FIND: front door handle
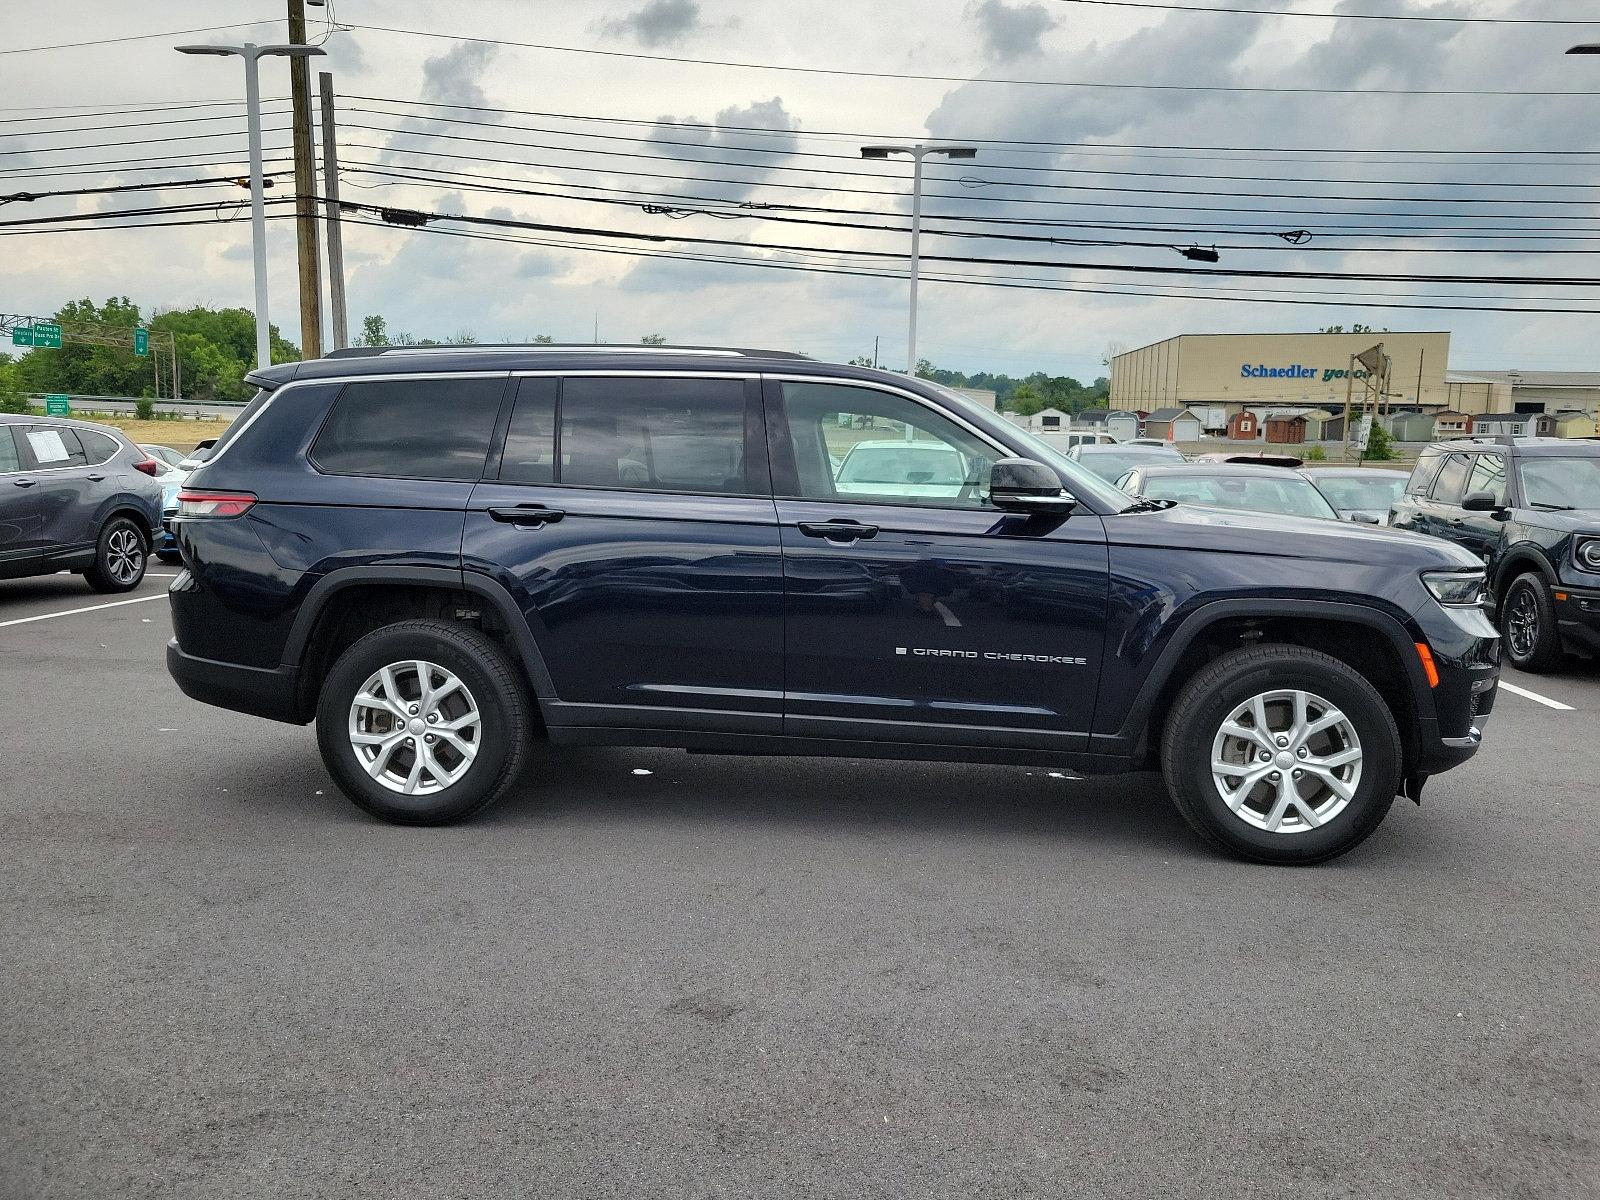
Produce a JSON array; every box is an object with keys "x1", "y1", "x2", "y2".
[
  {"x1": 798, "y1": 519, "x2": 879, "y2": 543},
  {"x1": 488, "y1": 504, "x2": 565, "y2": 527},
  {"x1": 12, "y1": 478, "x2": 36, "y2": 488},
  {"x1": 86, "y1": 473, "x2": 106, "y2": 482}
]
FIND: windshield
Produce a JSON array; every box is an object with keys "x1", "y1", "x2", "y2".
[
  {"x1": 924, "y1": 384, "x2": 1138, "y2": 512},
  {"x1": 1518, "y1": 457, "x2": 1600, "y2": 510},
  {"x1": 1141, "y1": 473, "x2": 1340, "y2": 519},
  {"x1": 838, "y1": 445, "x2": 965, "y2": 486},
  {"x1": 1309, "y1": 474, "x2": 1407, "y2": 512},
  {"x1": 1075, "y1": 448, "x2": 1184, "y2": 483}
]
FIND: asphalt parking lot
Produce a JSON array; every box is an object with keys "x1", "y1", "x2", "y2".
[{"x1": 2, "y1": 571, "x2": 1597, "y2": 1199}]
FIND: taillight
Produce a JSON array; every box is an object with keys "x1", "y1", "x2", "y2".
[
  {"x1": 176, "y1": 490, "x2": 256, "y2": 518},
  {"x1": 133, "y1": 459, "x2": 160, "y2": 476}
]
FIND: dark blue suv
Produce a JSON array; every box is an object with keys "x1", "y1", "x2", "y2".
[{"x1": 166, "y1": 347, "x2": 1499, "y2": 864}]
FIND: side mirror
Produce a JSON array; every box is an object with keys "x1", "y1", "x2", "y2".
[
  {"x1": 989, "y1": 458, "x2": 1076, "y2": 514},
  {"x1": 1461, "y1": 491, "x2": 1503, "y2": 513}
]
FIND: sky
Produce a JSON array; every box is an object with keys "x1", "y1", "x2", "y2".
[{"x1": 4, "y1": 0, "x2": 1600, "y2": 383}]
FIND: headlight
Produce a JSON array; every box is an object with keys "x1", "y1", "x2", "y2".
[
  {"x1": 1576, "y1": 537, "x2": 1600, "y2": 573},
  {"x1": 1422, "y1": 568, "x2": 1487, "y2": 607}
]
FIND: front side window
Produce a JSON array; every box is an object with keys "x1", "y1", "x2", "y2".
[
  {"x1": 311, "y1": 378, "x2": 504, "y2": 481},
  {"x1": 1429, "y1": 452, "x2": 1473, "y2": 504},
  {"x1": 1465, "y1": 454, "x2": 1508, "y2": 505},
  {"x1": 780, "y1": 381, "x2": 998, "y2": 509},
  {"x1": 559, "y1": 377, "x2": 752, "y2": 493}
]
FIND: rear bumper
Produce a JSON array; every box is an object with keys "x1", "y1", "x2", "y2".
[{"x1": 166, "y1": 638, "x2": 304, "y2": 724}]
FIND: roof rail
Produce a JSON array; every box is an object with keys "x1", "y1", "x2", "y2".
[{"x1": 322, "y1": 343, "x2": 811, "y2": 360}]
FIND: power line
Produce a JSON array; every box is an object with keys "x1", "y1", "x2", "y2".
[
  {"x1": 0, "y1": 125, "x2": 293, "y2": 158},
  {"x1": 336, "y1": 107, "x2": 1600, "y2": 191},
  {"x1": 0, "y1": 20, "x2": 284, "y2": 56},
  {"x1": 1051, "y1": 0, "x2": 1600, "y2": 24},
  {"x1": 0, "y1": 148, "x2": 296, "y2": 179},
  {"x1": 0, "y1": 173, "x2": 291, "y2": 206},
  {"x1": 339, "y1": 22, "x2": 1600, "y2": 97},
  {"x1": 0, "y1": 108, "x2": 290, "y2": 141},
  {"x1": 345, "y1": 93, "x2": 1600, "y2": 159},
  {"x1": 0, "y1": 99, "x2": 287, "y2": 123}
]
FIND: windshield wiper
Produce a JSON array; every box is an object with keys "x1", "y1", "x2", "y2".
[
  {"x1": 1528, "y1": 501, "x2": 1576, "y2": 511},
  {"x1": 1121, "y1": 497, "x2": 1176, "y2": 513}
]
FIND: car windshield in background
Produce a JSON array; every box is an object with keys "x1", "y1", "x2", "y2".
[
  {"x1": 838, "y1": 445, "x2": 966, "y2": 487},
  {"x1": 1519, "y1": 457, "x2": 1600, "y2": 510},
  {"x1": 1312, "y1": 475, "x2": 1407, "y2": 512},
  {"x1": 1142, "y1": 473, "x2": 1340, "y2": 519},
  {"x1": 1075, "y1": 448, "x2": 1182, "y2": 483}
]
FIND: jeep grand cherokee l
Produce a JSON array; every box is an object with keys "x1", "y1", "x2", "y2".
[{"x1": 166, "y1": 347, "x2": 1499, "y2": 865}]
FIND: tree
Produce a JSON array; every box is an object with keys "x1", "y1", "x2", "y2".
[
  {"x1": 914, "y1": 358, "x2": 936, "y2": 379},
  {"x1": 1009, "y1": 383, "x2": 1047, "y2": 416},
  {"x1": 1364, "y1": 420, "x2": 1398, "y2": 462},
  {"x1": 445, "y1": 330, "x2": 478, "y2": 345},
  {"x1": 358, "y1": 315, "x2": 390, "y2": 347},
  {"x1": 531, "y1": 334, "x2": 554, "y2": 344},
  {"x1": 849, "y1": 354, "x2": 875, "y2": 368},
  {"x1": 640, "y1": 333, "x2": 667, "y2": 345}
]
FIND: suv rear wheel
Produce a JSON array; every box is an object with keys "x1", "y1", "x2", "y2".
[
  {"x1": 315, "y1": 620, "x2": 534, "y2": 825},
  {"x1": 84, "y1": 516, "x2": 147, "y2": 593},
  {"x1": 1160, "y1": 645, "x2": 1401, "y2": 865},
  {"x1": 1498, "y1": 574, "x2": 1563, "y2": 673}
]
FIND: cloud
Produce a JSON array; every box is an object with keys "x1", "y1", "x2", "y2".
[
  {"x1": 598, "y1": 0, "x2": 704, "y2": 47},
  {"x1": 969, "y1": 0, "x2": 1056, "y2": 63},
  {"x1": 636, "y1": 96, "x2": 800, "y2": 205},
  {"x1": 420, "y1": 40, "x2": 498, "y2": 107}
]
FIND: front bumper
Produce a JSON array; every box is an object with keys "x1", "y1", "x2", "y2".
[
  {"x1": 1410, "y1": 597, "x2": 1500, "y2": 776},
  {"x1": 1553, "y1": 584, "x2": 1600, "y2": 656}
]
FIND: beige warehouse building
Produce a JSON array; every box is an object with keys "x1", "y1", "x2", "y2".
[{"x1": 1110, "y1": 331, "x2": 1454, "y2": 416}]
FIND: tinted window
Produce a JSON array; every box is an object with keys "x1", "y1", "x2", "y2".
[
  {"x1": 1465, "y1": 454, "x2": 1508, "y2": 505},
  {"x1": 312, "y1": 379, "x2": 503, "y2": 480},
  {"x1": 77, "y1": 429, "x2": 122, "y2": 466},
  {"x1": 498, "y1": 378, "x2": 557, "y2": 485},
  {"x1": 25, "y1": 426, "x2": 87, "y2": 468},
  {"x1": 1429, "y1": 452, "x2": 1472, "y2": 504},
  {"x1": 781, "y1": 381, "x2": 998, "y2": 509},
  {"x1": 1406, "y1": 451, "x2": 1444, "y2": 497},
  {"x1": 0, "y1": 428, "x2": 19, "y2": 473},
  {"x1": 1311, "y1": 474, "x2": 1406, "y2": 512},
  {"x1": 560, "y1": 377, "x2": 751, "y2": 493}
]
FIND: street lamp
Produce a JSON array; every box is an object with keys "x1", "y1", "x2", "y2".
[
  {"x1": 860, "y1": 144, "x2": 977, "y2": 375},
  {"x1": 177, "y1": 42, "x2": 325, "y2": 369}
]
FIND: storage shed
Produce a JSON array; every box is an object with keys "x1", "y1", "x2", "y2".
[
  {"x1": 1434, "y1": 411, "x2": 1472, "y2": 438},
  {"x1": 1105, "y1": 411, "x2": 1141, "y2": 442},
  {"x1": 1387, "y1": 410, "x2": 1439, "y2": 442},
  {"x1": 1264, "y1": 413, "x2": 1307, "y2": 444},
  {"x1": 1227, "y1": 411, "x2": 1259, "y2": 440},
  {"x1": 1145, "y1": 407, "x2": 1201, "y2": 442}
]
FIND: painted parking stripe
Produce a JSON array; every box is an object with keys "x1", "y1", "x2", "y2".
[
  {"x1": 0, "y1": 592, "x2": 167, "y2": 629},
  {"x1": 1498, "y1": 680, "x2": 1576, "y2": 712}
]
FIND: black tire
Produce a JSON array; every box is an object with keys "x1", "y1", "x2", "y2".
[
  {"x1": 315, "y1": 620, "x2": 534, "y2": 826},
  {"x1": 83, "y1": 516, "x2": 148, "y2": 593},
  {"x1": 1498, "y1": 574, "x2": 1564, "y2": 674},
  {"x1": 1159, "y1": 645, "x2": 1402, "y2": 865}
]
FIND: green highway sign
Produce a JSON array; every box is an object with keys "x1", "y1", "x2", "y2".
[
  {"x1": 31, "y1": 322, "x2": 62, "y2": 349},
  {"x1": 134, "y1": 327, "x2": 149, "y2": 357},
  {"x1": 11, "y1": 326, "x2": 34, "y2": 347},
  {"x1": 44, "y1": 395, "x2": 70, "y2": 416}
]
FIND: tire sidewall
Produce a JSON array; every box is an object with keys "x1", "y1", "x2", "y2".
[
  {"x1": 1498, "y1": 576, "x2": 1555, "y2": 670},
  {"x1": 316, "y1": 627, "x2": 519, "y2": 824},
  {"x1": 1174, "y1": 658, "x2": 1401, "y2": 864},
  {"x1": 89, "y1": 517, "x2": 147, "y2": 592}
]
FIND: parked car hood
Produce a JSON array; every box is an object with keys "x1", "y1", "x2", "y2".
[
  {"x1": 1511, "y1": 506, "x2": 1600, "y2": 531},
  {"x1": 1107, "y1": 500, "x2": 1480, "y2": 568}
]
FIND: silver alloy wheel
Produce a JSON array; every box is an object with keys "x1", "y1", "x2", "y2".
[
  {"x1": 348, "y1": 660, "x2": 481, "y2": 795},
  {"x1": 106, "y1": 527, "x2": 143, "y2": 584},
  {"x1": 1210, "y1": 688, "x2": 1362, "y2": 835}
]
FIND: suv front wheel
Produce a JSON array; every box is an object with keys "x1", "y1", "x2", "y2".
[
  {"x1": 1160, "y1": 645, "x2": 1401, "y2": 865},
  {"x1": 315, "y1": 620, "x2": 534, "y2": 825},
  {"x1": 1498, "y1": 574, "x2": 1563, "y2": 673}
]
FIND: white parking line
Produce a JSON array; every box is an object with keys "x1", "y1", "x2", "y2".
[
  {"x1": 0, "y1": 593, "x2": 167, "y2": 629},
  {"x1": 1498, "y1": 680, "x2": 1576, "y2": 712}
]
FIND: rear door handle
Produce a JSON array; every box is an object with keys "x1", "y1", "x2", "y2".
[
  {"x1": 488, "y1": 504, "x2": 565, "y2": 527},
  {"x1": 798, "y1": 520, "x2": 879, "y2": 543},
  {"x1": 12, "y1": 478, "x2": 36, "y2": 488},
  {"x1": 86, "y1": 473, "x2": 106, "y2": 482}
]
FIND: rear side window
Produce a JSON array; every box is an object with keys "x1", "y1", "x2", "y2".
[
  {"x1": 77, "y1": 429, "x2": 122, "y2": 466},
  {"x1": 25, "y1": 426, "x2": 88, "y2": 468},
  {"x1": 559, "y1": 377, "x2": 751, "y2": 493},
  {"x1": 1429, "y1": 452, "x2": 1473, "y2": 504},
  {"x1": 311, "y1": 379, "x2": 504, "y2": 481},
  {"x1": 1406, "y1": 451, "x2": 1443, "y2": 496}
]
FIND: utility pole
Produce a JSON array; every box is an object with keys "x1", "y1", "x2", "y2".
[
  {"x1": 287, "y1": 0, "x2": 323, "y2": 359},
  {"x1": 873, "y1": 335, "x2": 879, "y2": 369},
  {"x1": 318, "y1": 71, "x2": 349, "y2": 350}
]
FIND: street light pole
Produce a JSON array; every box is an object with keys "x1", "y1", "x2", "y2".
[
  {"x1": 176, "y1": 41, "x2": 325, "y2": 370},
  {"x1": 860, "y1": 143, "x2": 977, "y2": 376}
]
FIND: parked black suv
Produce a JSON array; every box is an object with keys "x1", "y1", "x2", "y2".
[
  {"x1": 1391, "y1": 436, "x2": 1600, "y2": 672},
  {"x1": 1, "y1": 414, "x2": 163, "y2": 592},
  {"x1": 166, "y1": 347, "x2": 1499, "y2": 864}
]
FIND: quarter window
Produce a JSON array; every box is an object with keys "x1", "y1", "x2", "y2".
[
  {"x1": 1465, "y1": 454, "x2": 1507, "y2": 505},
  {"x1": 1406, "y1": 451, "x2": 1443, "y2": 497},
  {"x1": 559, "y1": 377, "x2": 752, "y2": 493},
  {"x1": 780, "y1": 381, "x2": 999, "y2": 509},
  {"x1": 1429, "y1": 452, "x2": 1473, "y2": 504},
  {"x1": 311, "y1": 379, "x2": 504, "y2": 481},
  {"x1": 76, "y1": 428, "x2": 121, "y2": 466},
  {"x1": 0, "y1": 428, "x2": 19, "y2": 473}
]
